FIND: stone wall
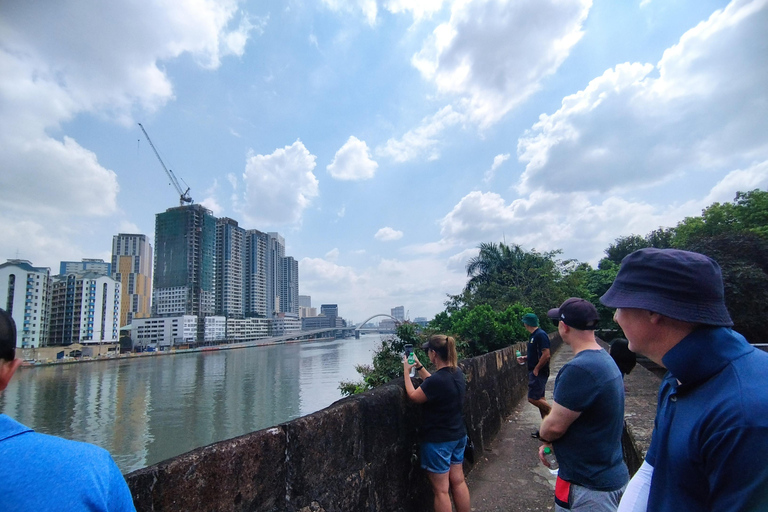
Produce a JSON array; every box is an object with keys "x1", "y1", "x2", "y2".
[{"x1": 126, "y1": 339, "x2": 558, "y2": 512}]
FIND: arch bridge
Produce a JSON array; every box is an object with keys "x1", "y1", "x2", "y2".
[{"x1": 353, "y1": 314, "x2": 402, "y2": 338}]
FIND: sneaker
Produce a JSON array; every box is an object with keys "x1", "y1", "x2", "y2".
[{"x1": 531, "y1": 430, "x2": 540, "y2": 439}]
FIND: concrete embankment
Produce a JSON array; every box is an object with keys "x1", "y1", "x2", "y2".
[{"x1": 125, "y1": 334, "x2": 660, "y2": 511}]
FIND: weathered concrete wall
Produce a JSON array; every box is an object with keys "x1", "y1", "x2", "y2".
[{"x1": 126, "y1": 339, "x2": 559, "y2": 512}]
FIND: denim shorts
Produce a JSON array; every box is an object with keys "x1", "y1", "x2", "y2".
[{"x1": 420, "y1": 436, "x2": 467, "y2": 474}]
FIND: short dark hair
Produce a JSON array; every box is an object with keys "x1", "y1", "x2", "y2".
[{"x1": 0, "y1": 309, "x2": 17, "y2": 362}]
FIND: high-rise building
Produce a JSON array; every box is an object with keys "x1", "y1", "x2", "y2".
[
  {"x1": 111, "y1": 233, "x2": 153, "y2": 327},
  {"x1": 320, "y1": 304, "x2": 343, "y2": 328},
  {"x1": 244, "y1": 229, "x2": 268, "y2": 318},
  {"x1": 391, "y1": 306, "x2": 405, "y2": 322},
  {"x1": 280, "y1": 256, "x2": 299, "y2": 315},
  {"x1": 266, "y1": 232, "x2": 285, "y2": 317},
  {"x1": 0, "y1": 259, "x2": 51, "y2": 348},
  {"x1": 299, "y1": 295, "x2": 311, "y2": 308},
  {"x1": 153, "y1": 205, "x2": 216, "y2": 340},
  {"x1": 215, "y1": 218, "x2": 245, "y2": 318},
  {"x1": 49, "y1": 272, "x2": 121, "y2": 344},
  {"x1": 59, "y1": 259, "x2": 111, "y2": 276}
]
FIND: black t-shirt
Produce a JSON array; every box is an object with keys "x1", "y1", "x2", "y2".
[
  {"x1": 527, "y1": 328, "x2": 551, "y2": 372},
  {"x1": 419, "y1": 367, "x2": 467, "y2": 443}
]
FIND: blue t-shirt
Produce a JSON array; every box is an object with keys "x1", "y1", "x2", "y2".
[
  {"x1": 645, "y1": 328, "x2": 768, "y2": 512},
  {"x1": 0, "y1": 414, "x2": 136, "y2": 511},
  {"x1": 419, "y1": 367, "x2": 467, "y2": 443},
  {"x1": 552, "y1": 349, "x2": 628, "y2": 491},
  {"x1": 527, "y1": 328, "x2": 551, "y2": 372}
]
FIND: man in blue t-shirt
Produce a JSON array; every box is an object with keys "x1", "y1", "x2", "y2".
[
  {"x1": 0, "y1": 308, "x2": 136, "y2": 512},
  {"x1": 601, "y1": 249, "x2": 768, "y2": 512},
  {"x1": 519, "y1": 313, "x2": 551, "y2": 421},
  {"x1": 539, "y1": 298, "x2": 628, "y2": 512}
]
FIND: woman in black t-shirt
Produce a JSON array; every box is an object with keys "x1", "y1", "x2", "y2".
[{"x1": 404, "y1": 334, "x2": 470, "y2": 512}]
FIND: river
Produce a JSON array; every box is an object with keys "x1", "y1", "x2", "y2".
[{"x1": 0, "y1": 335, "x2": 383, "y2": 474}]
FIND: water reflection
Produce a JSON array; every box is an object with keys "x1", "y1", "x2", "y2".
[{"x1": 0, "y1": 336, "x2": 380, "y2": 473}]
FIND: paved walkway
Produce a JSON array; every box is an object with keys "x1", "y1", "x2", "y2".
[{"x1": 465, "y1": 341, "x2": 573, "y2": 511}]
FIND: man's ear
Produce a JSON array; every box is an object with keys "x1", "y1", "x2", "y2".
[{"x1": 0, "y1": 359, "x2": 22, "y2": 391}]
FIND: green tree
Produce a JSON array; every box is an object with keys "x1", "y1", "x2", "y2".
[
  {"x1": 339, "y1": 322, "x2": 424, "y2": 396},
  {"x1": 683, "y1": 231, "x2": 768, "y2": 343},
  {"x1": 426, "y1": 303, "x2": 531, "y2": 357},
  {"x1": 604, "y1": 235, "x2": 650, "y2": 264},
  {"x1": 462, "y1": 242, "x2": 577, "y2": 314}
]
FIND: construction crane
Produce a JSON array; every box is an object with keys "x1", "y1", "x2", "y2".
[{"x1": 138, "y1": 123, "x2": 193, "y2": 206}]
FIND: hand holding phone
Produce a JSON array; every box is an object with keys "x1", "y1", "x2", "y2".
[{"x1": 404, "y1": 344, "x2": 414, "y2": 365}]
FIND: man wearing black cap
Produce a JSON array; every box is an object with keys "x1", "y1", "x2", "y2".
[
  {"x1": 538, "y1": 298, "x2": 628, "y2": 512},
  {"x1": 0, "y1": 308, "x2": 136, "y2": 511},
  {"x1": 601, "y1": 248, "x2": 768, "y2": 512}
]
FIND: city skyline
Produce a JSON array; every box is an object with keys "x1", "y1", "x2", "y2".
[{"x1": 2, "y1": 0, "x2": 767, "y2": 323}]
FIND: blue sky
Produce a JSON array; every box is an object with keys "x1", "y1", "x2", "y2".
[{"x1": 2, "y1": 0, "x2": 767, "y2": 324}]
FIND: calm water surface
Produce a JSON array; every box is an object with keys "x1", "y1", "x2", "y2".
[{"x1": 0, "y1": 335, "x2": 382, "y2": 473}]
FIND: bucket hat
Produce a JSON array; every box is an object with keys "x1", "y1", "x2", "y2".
[
  {"x1": 521, "y1": 313, "x2": 539, "y2": 327},
  {"x1": 600, "y1": 248, "x2": 732, "y2": 326}
]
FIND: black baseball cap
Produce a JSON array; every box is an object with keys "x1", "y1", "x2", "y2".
[{"x1": 547, "y1": 298, "x2": 599, "y2": 331}]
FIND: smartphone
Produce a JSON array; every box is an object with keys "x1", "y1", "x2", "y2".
[{"x1": 404, "y1": 344, "x2": 414, "y2": 364}]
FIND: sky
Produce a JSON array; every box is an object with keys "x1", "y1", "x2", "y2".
[{"x1": 1, "y1": 0, "x2": 767, "y2": 325}]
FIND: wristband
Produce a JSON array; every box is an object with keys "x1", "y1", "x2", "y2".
[{"x1": 414, "y1": 365, "x2": 423, "y2": 371}]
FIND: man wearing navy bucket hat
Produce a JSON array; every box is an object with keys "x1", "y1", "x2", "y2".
[{"x1": 600, "y1": 248, "x2": 768, "y2": 512}]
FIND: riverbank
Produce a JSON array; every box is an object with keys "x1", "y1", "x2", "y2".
[{"x1": 17, "y1": 334, "x2": 338, "y2": 369}]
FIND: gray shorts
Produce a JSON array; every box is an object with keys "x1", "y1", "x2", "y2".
[{"x1": 555, "y1": 482, "x2": 627, "y2": 512}]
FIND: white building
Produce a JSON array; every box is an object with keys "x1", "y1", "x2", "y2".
[
  {"x1": 204, "y1": 315, "x2": 226, "y2": 342},
  {"x1": 133, "y1": 315, "x2": 197, "y2": 347},
  {"x1": 299, "y1": 306, "x2": 316, "y2": 318},
  {"x1": 49, "y1": 273, "x2": 121, "y2": 344},
  {"x1": 226, "y1": 317, "x2": 270, "y2": 341},
  {"x1": 271, "y1": 313, "x2": 302, "y2": 336},
  {"x1": 0, "y1": 259, "x2": 51, "y2": 348}
]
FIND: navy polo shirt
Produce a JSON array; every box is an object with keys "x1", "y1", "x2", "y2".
[
  {"x1": 646, "y1": 327, "x2": 768, "y2": 511},
  {"x1": 527, "y1": 328, "x2": 550, "y2": 372}
]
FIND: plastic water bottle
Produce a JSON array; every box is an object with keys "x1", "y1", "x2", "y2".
[
  {"x1": 543, "y1": 446, "x2": 558, "y2": 474},
  {"x1": 516, "y1": 350, "x2": 524, "y2": 365}
]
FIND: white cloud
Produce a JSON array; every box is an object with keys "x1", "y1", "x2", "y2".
[
  {"x1": 375, "y1": 227, "x2": 404, "y2": 241},
  {"x1": 376, "y1": 105, "x2": 465, "y2": 162},
  {"x1": 327, "y1": 136, "x2": 379, "y2": 180},
  {"x1": 701, "y1": 160, "x2": 768, "y2": 206},
  {"x1": 384, "y1": 0, "x2": 447, "y2": 21},
  {"x1": 237, "y1": 140, "x2": 320, "y2": 226},
  {"x1": 199, "y1": 179, "x2": 224, "y2": 216},
  {"x1": 483, "y1": 153, "x2": 511, "y2": 182},
  {"x1": 0, "y1": 136, "x2": 118, "y2": 217},
  {"x1": 325, "y1": 248, "x2": 340, "y2": 261},
  {"x1": 0, "y1": 0, "x2": 261, "y2": 264},
  {"x1": 118, "y1": 220, "x2": 141, "y2": 234},
  {"x1": 299, "y1": 255, "x2": 467, "y2": 322},
  {"x1": 321, "y1": 0, "x2": 378, "y2": 26},
  {"x1": 517, "y1": 0, "x2": 768, "y2": 195},
  {"x1": 337, "y1": 206, "x2": 346, "y2": 218},
  {"x1": 412, "y1": 0, "x2": 592, "y2": 128}
]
